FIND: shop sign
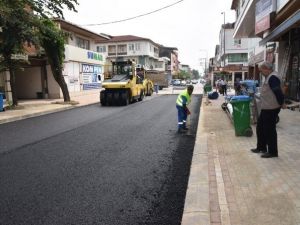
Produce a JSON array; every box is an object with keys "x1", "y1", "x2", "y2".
[
  {"x1": 87, "y1": 52, "x2": 103, "y2": 61},
  {"x1": 82, "y1": 64, "x2": 102, "y2": 90},
  {"x1": 255, "y1": 15, "x2": 270, "y2": 34},
  {"x1": 255, "y1": 0, "x2": 274, "y2": 22}
]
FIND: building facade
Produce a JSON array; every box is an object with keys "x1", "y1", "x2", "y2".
[
  {"x1": 231, "y1": 0, "x2": 300, "y2": 100},
  {"x1": 213, "y1": 23, "x2": 249, "y2": 87},
  {"x1": 95, "y1": 35, "x2": 160, "y2": 70},
  {"x1": 0, "y1": 19, "x2": 109, "y2": 101}
]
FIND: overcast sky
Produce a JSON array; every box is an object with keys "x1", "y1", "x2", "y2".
[{"x1": 63, "y1": 0, "x2": 236, "y2": 72}]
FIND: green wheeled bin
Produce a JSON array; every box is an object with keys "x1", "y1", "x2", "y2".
[
  {"x1": 230, "y1": 95, "x2": 253, "y2": 137},
  {"x1": 203, "y1": 84, "x2": 212, "y2": 94}
]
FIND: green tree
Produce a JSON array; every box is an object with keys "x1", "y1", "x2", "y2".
[
  {"x1": 0, "y1": 0, "x2": 37, "y2": 106},
  {"x1": 0, "y1": 0, "x2": 78, "y2": 106},
  {"x1": 191, "y1": 69, "x2": 200, "y2": 79},
  {"x1": 178, "y1": 70, "x2": 191, "y2": 80}
]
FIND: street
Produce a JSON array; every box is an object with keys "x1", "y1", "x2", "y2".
[{"x1": 0, "y1": 94, "x2": 202, "y2": 225}]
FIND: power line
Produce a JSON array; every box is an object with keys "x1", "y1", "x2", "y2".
[{"x1": 82, "y1": 0, "x2": 184, "y2": 26}]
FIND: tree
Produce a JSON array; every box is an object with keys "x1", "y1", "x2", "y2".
[
  {"x1": 0, "y1": 0, "x2": 37, "y2": 106},
  {"x1": 178, "y1": 70, "x2": 191, "y2": 80},
  {"x1": 191, "y1": 69, "x2": 200, "y2": 79},
  {"x1": 37, "y1": 19, "x2": 70, "y2": 101},
  {"x1": 0, "y1": 0, "x2": 78, "y2": 106}
]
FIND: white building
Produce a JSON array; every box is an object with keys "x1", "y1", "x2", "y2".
[
  {"x1": 214, "y1": 23, "x2": 249, "y2": 85},
  {"x1": 95, "y1": 35, "x2": 160, "y2": 70}
]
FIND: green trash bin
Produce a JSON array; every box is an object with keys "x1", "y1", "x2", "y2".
[
  {"x1": 230, "y1": 95, "x2": 253, "y2": 137},
  {"x1": 203, "y1": 84, "x2": 212, "y2": 94}
]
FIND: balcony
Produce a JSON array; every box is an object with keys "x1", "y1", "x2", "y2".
[
  {"x1": 117, "y1": 51, "x2": 127, "y2": 56},
  {"x1": 233, "y1": 0, "x2": 256, "y2": 38},
  {"x1": 108, "y1": 52, "x2": 116, "y2": 56}
]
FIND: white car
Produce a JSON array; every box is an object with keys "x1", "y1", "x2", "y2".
[{"x1": 181, "y1": 80, "x2": 187, "y2": 86}]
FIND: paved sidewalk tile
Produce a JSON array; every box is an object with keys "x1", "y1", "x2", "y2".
[{"x1": 203, "y1": 95, "x2": 300, "y2": 225}]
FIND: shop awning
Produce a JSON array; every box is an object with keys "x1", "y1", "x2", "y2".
[{"x1": 259, "y1": 10, "x2": 300, "y2": 46}]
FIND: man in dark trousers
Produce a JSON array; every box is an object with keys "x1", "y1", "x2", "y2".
[
  {"x1": 251, "y1": 62, "x2": 286, "y2": 158},
  {"x1": 176, "y1": 85, "x2": 194, "y2": 133}
]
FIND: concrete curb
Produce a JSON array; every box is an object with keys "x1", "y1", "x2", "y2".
[{"x1": 181, "y1": 96, "x2": 210, "y2": 224}]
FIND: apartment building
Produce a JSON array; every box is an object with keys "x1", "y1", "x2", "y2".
[
  {"x1": 95, "y1": 35, "x2": 160, "y2": 70},
  {"x1": 213, "y1": 23, "x2": 249, "y2": 86}
]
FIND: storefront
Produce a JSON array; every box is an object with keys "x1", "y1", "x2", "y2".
[
  {"x1": 285, "y1": 28, "x2": 300, "y2": 100},
  {"x1": 63, "y1": 45, "x2": 105, "y2": 93}
]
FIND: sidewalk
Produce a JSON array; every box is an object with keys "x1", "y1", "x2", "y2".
[{"x1": 182, "y1": 93, "x2": 300, "y2": 225}]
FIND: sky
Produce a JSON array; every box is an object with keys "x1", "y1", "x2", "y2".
[{"x1": 63, "y1": 0, "x2": 236, "y2": 72}]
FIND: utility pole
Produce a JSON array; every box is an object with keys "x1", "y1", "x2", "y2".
[
  {"x1": 221, "y1": 12, "x2": 226, "y2": 68},
  {"x1": 199, "y1": 49, "x2": 208, "y2": 77}
]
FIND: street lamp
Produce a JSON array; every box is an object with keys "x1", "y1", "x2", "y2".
[{"x1": 221, "y1": 12, "x2": 226, "y2": 68}]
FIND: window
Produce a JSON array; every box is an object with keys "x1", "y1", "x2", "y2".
[
  {"x1": 76, "y1": 36, "x2": 90, "y2": 50},
  {"x1": 117, "y1": 44, "x2": 127, "y2": 55},
  {"x1": 129, "y1": 44, "x2": 134, "y2": 51},
  {"x1": 96, "y1": 45, "x2": 106, "y2": 53},
  {"x1": 108, "y1": 45, "x2": 116, "y2": 56},
  {"x1": 228, "y1": 53, "x2": 248, "y2": 63},
  {"x1": 135, "y1": 43, "x2": 140, "y2": 51},
  {"x1": 234, "y1": 39, "x2": 241, "y2": 46}
]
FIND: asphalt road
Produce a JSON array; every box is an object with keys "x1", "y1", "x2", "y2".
[{"x1": 0, "y1": 94, "x2": 202, "y2": 225}]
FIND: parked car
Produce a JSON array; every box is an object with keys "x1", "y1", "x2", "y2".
[
  {"x1": 191, "y1": 79, "x2": 198, "y2": 84},
  {"x1": 172, "y1": 79, "x2": 181, "y2": 86},
  {"x1": 181, "y1": 80, "x2": 187, "y2": 86}
]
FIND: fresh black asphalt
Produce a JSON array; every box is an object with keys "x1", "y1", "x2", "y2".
[{"x1": 0, "y1": 94, "x2": 202, "y2": 225}]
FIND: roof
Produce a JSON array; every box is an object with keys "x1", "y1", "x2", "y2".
[
  {"x1": 96, "y1": 35, "x2": 160, "y2": 47},
  {"x1": 53, "y1": 18, "x2": 110, "y2": 42},
  {"x1": 159, "y1": 45, "x2": 178, "y2": 51}
]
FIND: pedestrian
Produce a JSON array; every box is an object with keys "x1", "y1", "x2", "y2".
[
  {"x1": 250, "y1": 62, "x2": 286, "y2": 158},
  {"x1": 220, "y1": 78, "x2": 227, "y2": 95},
  {"x1": 154, "y1": 82, "x2": 159, "y2": 94},
  {"x1": 215, "y1": 78, "x2": 221, "y2": 92},
  {"x1": 176, "y1": 85, "x2": 194, "y2": 133}
]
